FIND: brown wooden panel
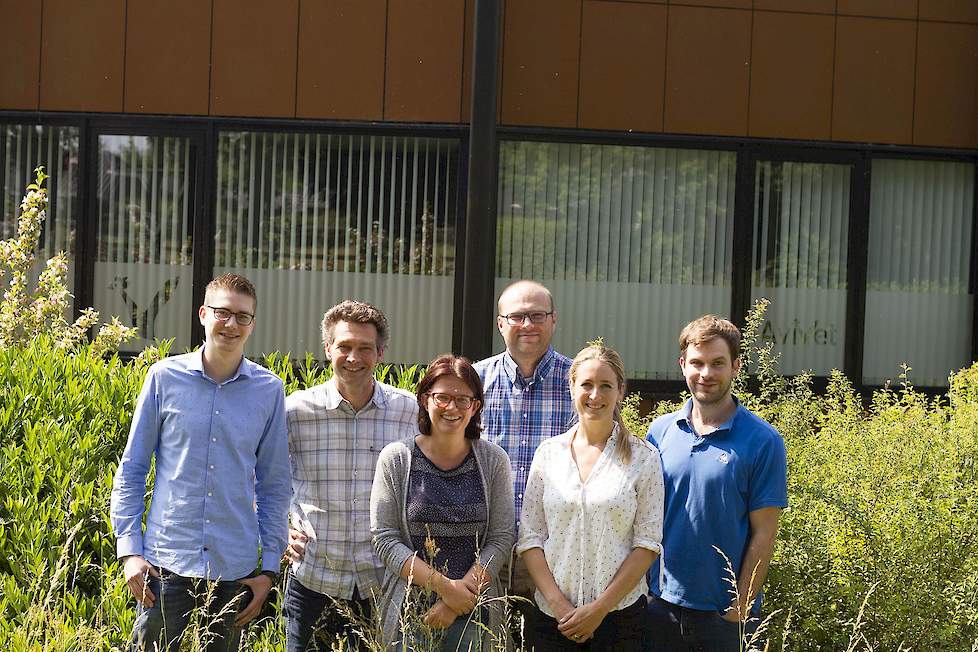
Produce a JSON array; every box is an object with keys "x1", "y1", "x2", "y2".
[
  {"x1": 501, "y1": 0, "x2": 581, "y2": 128},
  {"x1": 385, "y1": 0, "x2": 464, "y2": 123},
  {"x1": 914, "y1": 22, "x2": 978, "y2": 148},
  {"x1": 750, "y1": 12, "x2": 834, "y2": 140},
  {"x1": 837, "y1": 0, "x2": 918, "y2": 19},
  {"x1": 671, "y1": 0, "x2": 751, "y2": 8},
  {"x1": 579, "y1": 1, "x2": 665, "y2": 132},
  {"x1": 919, "y1": 0, "x2": 978, "y2": 23},
  {"x1": 0, "y1": 1, "x2": 41, "y2": 109},
  {"x1": 754, "y1": 0, "x2": 835, "y2": 13},
  {"x1": 297, "y1": 0, "x2": 385, "y2": 120},
  {"x1": 211, "y1": 0, "x2": 298, "y2": 118},
  {"x1": 125, "y1": 0, "x2": 211, "y2": 115},
  {"x1": 40, "y1": 0, "x2": 124, "y2": 112},
  {"x1": 664, "y1": 6, "x2": 751, "y2": 136},
  {"x1": 832, "y1": 17, "x2": 916, "y2": 144}
]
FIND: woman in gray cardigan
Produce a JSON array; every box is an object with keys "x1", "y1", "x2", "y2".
[{"x1": 370, "y1": 355, "x2": 515, "y2": 651}]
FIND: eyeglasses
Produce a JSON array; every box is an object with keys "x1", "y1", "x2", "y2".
[
  {"x1": 426, "y1": 392, "x2": 477, "y2": 410},
  {"x1": 206, "y1": 305, "x2": 254, "y2": 326},
  {"x1": 499, "y1": 311, "x2": 553, "y2": 325}
]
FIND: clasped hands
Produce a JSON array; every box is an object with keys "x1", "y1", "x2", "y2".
[
  {"x1": 425, "y1": 568, "x2": 487, "y2": 630},
  {"x1": 550, "y1": 595, "x2": 610, "y2": 644}
]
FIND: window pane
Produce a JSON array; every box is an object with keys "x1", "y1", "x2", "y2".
[
  {"x1": 92, "y1": 135, "x2": 197, "y2": 353},
  {"x1": 496, "y1": 141, "x2": 735, "y2": 380},
  {"x1": 863, "y1": 159, "x2": 975, "y2": 387},
  {"x1": 751, "y1": 161, "x2": 851, "y2": 375},
  {"x1": 214, "y1": 132, "x2": 459, "y2": 362},
  {"x1": 1, "y1": 124, "x2": 79, "y2": 308}
]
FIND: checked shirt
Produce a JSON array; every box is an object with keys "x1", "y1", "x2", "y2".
[
  {"x1": 286, "y1": 378, "x2": 418, "y2": 599},
  {"x1": 474, "y1": 347, "x2": 576, "y2": 523}
]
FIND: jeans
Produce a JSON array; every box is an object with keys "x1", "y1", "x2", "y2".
[
  {"x1": 524, "y1": 597, "x2": 649, "y2": 652},
  {"x1": 399, "y1": 607, "x2": 485, "y2": 652},
  {"x1": 282, "y1": 575, "x2": 373, "y2": 652},
  {"x1": 646, "y1": 595, "x2": 760, "y2": 652},
  {"x1": 129, "y1": 569, "x2": 247, "y2": 652}
]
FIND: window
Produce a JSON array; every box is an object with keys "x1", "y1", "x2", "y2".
[
  {"x1": 214, "y1": 132, "x2": 459, "y2": 361},
  {"x1": 863, "y1": 159, "x2": 975, "y2": 387},
  {"x1": 496, "y1": 141, "x2": 735, "y2": 379},
  {"x1": 751, "y1": 161, "x2": 852, "y2": 376}
]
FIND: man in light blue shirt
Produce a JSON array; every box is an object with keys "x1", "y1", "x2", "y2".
[{"x1": 110, "y1": 273, "x2": 291, "y2": 652}]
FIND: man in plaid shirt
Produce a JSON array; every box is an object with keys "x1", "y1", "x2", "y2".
[
  {"x1": 474, "y1": 280, "x2": 576, "y2": 597},
  {"x1": 282, "y1": 300, "x2": 418, "y2": 652}
]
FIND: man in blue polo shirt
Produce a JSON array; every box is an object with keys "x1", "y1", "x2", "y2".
[{"x1": 646, "y1": 315, "x2": 787, "y2": 651}]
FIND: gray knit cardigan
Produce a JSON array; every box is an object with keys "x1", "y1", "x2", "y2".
[{"x1": 370, "y1": 436, "x2": 515, "y2": 649}]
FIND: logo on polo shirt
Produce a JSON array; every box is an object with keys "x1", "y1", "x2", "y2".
[{"x1": 717, "y1": 452, "x2": 729, "y2": 464}]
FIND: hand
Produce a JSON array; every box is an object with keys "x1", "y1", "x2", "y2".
[
  {"x1": 721, "y1": 606, "x2": 743, "y2": 623},
  {"x1": 461, "y1": 567, "x2": 488, "y2": 597},
  {"x1": 436, "y1": 577, "x2": 478, "y2": 615},
  {"x1": 284, "y1": 527, "x2": 308, "y2": 563},
  {"x1": 234, "y1": 573, "x2": 274, "y2": 626},
  {"x1": 423, "y1": 599, "x2": 459, "y2": 630},
  {"x1": 557, "y1": 600, "x2": 610, "y2": 643},
  {"x1": 123, "y1": 555, "x2": 160, "y2": 608}
]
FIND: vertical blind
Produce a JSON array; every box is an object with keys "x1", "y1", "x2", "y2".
[
  {"x1": 1, "y1": 124, "x2": 78, "y2": 303},
  {"x1": 863, "y1": 159, "x2": 975, "y2": 386},
  {"x1": 751, "y1": 161, "x2": 851, "y2": 375},
  {"x1": 92, "y1": 135, "x2": 196, "y2": 353},
  {"x1": 497, "y1": 141, "x2": 736, "y2": 379},
  {"x1": 214, "y1": 132, "x2": 458, "y2": 361}
]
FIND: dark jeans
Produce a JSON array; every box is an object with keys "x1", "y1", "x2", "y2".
[
  {"x1": 525, "y1": 597, "x2": 648, "y2": 652},
  {"x1": 282, "y1": 575, "x2": 373, "y2": 652},
  {"x1": 129, "y1": 568, "x2": 248, "y2": 652},
  {"x1": 646, "y1": 595, "x2": 760, "y2": 652}
]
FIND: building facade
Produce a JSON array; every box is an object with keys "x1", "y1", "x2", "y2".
[{"x1": 1, "y1": 0, "x2": 976, "y2": 391}]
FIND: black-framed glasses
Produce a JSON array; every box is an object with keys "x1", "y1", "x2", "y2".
[
  {"x1": 426, "y1": 392, "x2": 478, "y2": 410},
  {"x1": 499, "y1": 311, "x2": 553, "y2": 325},
  {"x1": 206, "y1": 305, "x2": 255, "y2": 326}
]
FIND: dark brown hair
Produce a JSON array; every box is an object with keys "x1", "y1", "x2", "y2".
[
  {"x1": 416, "y1": 354, "x2": 485, "y2": 440},
  {"x1": 321, "y1": 300, "x2": 390, "y2": 350}
]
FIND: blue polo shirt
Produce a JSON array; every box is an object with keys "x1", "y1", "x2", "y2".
[{"x1": 647, "y1": 398, "x2": 787, "y2": 612}]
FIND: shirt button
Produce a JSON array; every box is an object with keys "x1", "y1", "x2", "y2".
[
  {"x1": 205, "y1": 519, "x2": 211, "y2": 523},
  {"x1": 518, "y1": 493, "x2": 523, "y2": 499},
  {"x1": 208, "y1": 492, "x2": 213, "y2": 497},
  {"x1": 520, "y1": 466, "x2": 525, "y2": 472},
  {"x1": 209, "y1": 464, "x2": 214, "y2": 469},
  {"x1": 211, "y1": 437, "x2": 217, "y2": 442},
  {"x1": 215, "y1": 411, "x2": 220, "y2": 415}
]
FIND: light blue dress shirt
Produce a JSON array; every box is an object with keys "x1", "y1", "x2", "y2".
[{"x1": 110, "y1": 349, "x2": 291, "y2": 580}]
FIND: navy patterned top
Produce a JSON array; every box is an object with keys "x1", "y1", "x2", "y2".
[{"x1": 407, "y1": 443, "x2": 488, "y2": 580}]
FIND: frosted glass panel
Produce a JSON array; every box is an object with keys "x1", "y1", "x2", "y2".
[
  {"x1": 496, "y1": 142, "x2": 736, "y2": 379},
  {"x1": 215, "y1": 132, "x2": 458, "y2": 362},
  {"x1": 751, "y1": 161, "x2": 851, "y2": 375},
  {"x1": 92, "y1": 135, "x2": 196, "y2": 353},
  {"x1": 863, "y1": 159, "x2": 974, "y2": 387}
]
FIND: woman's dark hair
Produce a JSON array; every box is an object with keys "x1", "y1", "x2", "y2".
[{"x1": 417, "y1": 354, "x2": 485, "y2": 440}]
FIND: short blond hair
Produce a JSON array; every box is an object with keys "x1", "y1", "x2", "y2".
[
  {"x1": 204, "y1": 273, "x2": 257, "y2": 307},
  {"x1": 679, "y1": 315, "x2": 741, "y2": 360}
]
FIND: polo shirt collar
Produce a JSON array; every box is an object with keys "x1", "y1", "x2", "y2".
[
  {"x1": 502, "y1": 347, "x2": 556, "y2": 386},
  {"x1": 323, "y1": 377, "x2": 387, "y2": 410},
  {"x1": 676, "y1": 396, "x2": 743, "y2": 436}
]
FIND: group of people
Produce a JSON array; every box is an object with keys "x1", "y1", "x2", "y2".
[{"x1": 109, "y1": 273, "x2": 788, "y2": 652}]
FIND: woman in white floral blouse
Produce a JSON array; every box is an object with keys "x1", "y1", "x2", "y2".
[{"x1": 517, "y1": 343, "x2": 664, "y2": 651}]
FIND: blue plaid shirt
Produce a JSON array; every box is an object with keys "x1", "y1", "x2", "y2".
[{"x1": 474, "y1": 347, "x2": 575, "y2": 522}]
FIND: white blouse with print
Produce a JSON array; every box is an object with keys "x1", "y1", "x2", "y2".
[{"x1": 516, "y1": 424, "x2": 665, "y2": 617}]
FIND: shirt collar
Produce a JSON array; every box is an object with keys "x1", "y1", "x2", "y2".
[
  {"x1": 323, "y1": 377, "x2": 388, "y2": 410},
  {"x1": 188, "y1": 347, "x2": 253, "y2": 382},
  {"x1": 676, "y1": 396, "x2": 742, "y2": 435},
  {"x1": 502, "y1": 347, "x2": 557, "y2": 386}
]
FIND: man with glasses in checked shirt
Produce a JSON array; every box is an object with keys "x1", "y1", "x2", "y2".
[
  {"x1": 282, "y1": 300, "x2": 418, "y2": 652},
  {"x1": 474, "y1": 280, "x2": 576, "y2": 605}
]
